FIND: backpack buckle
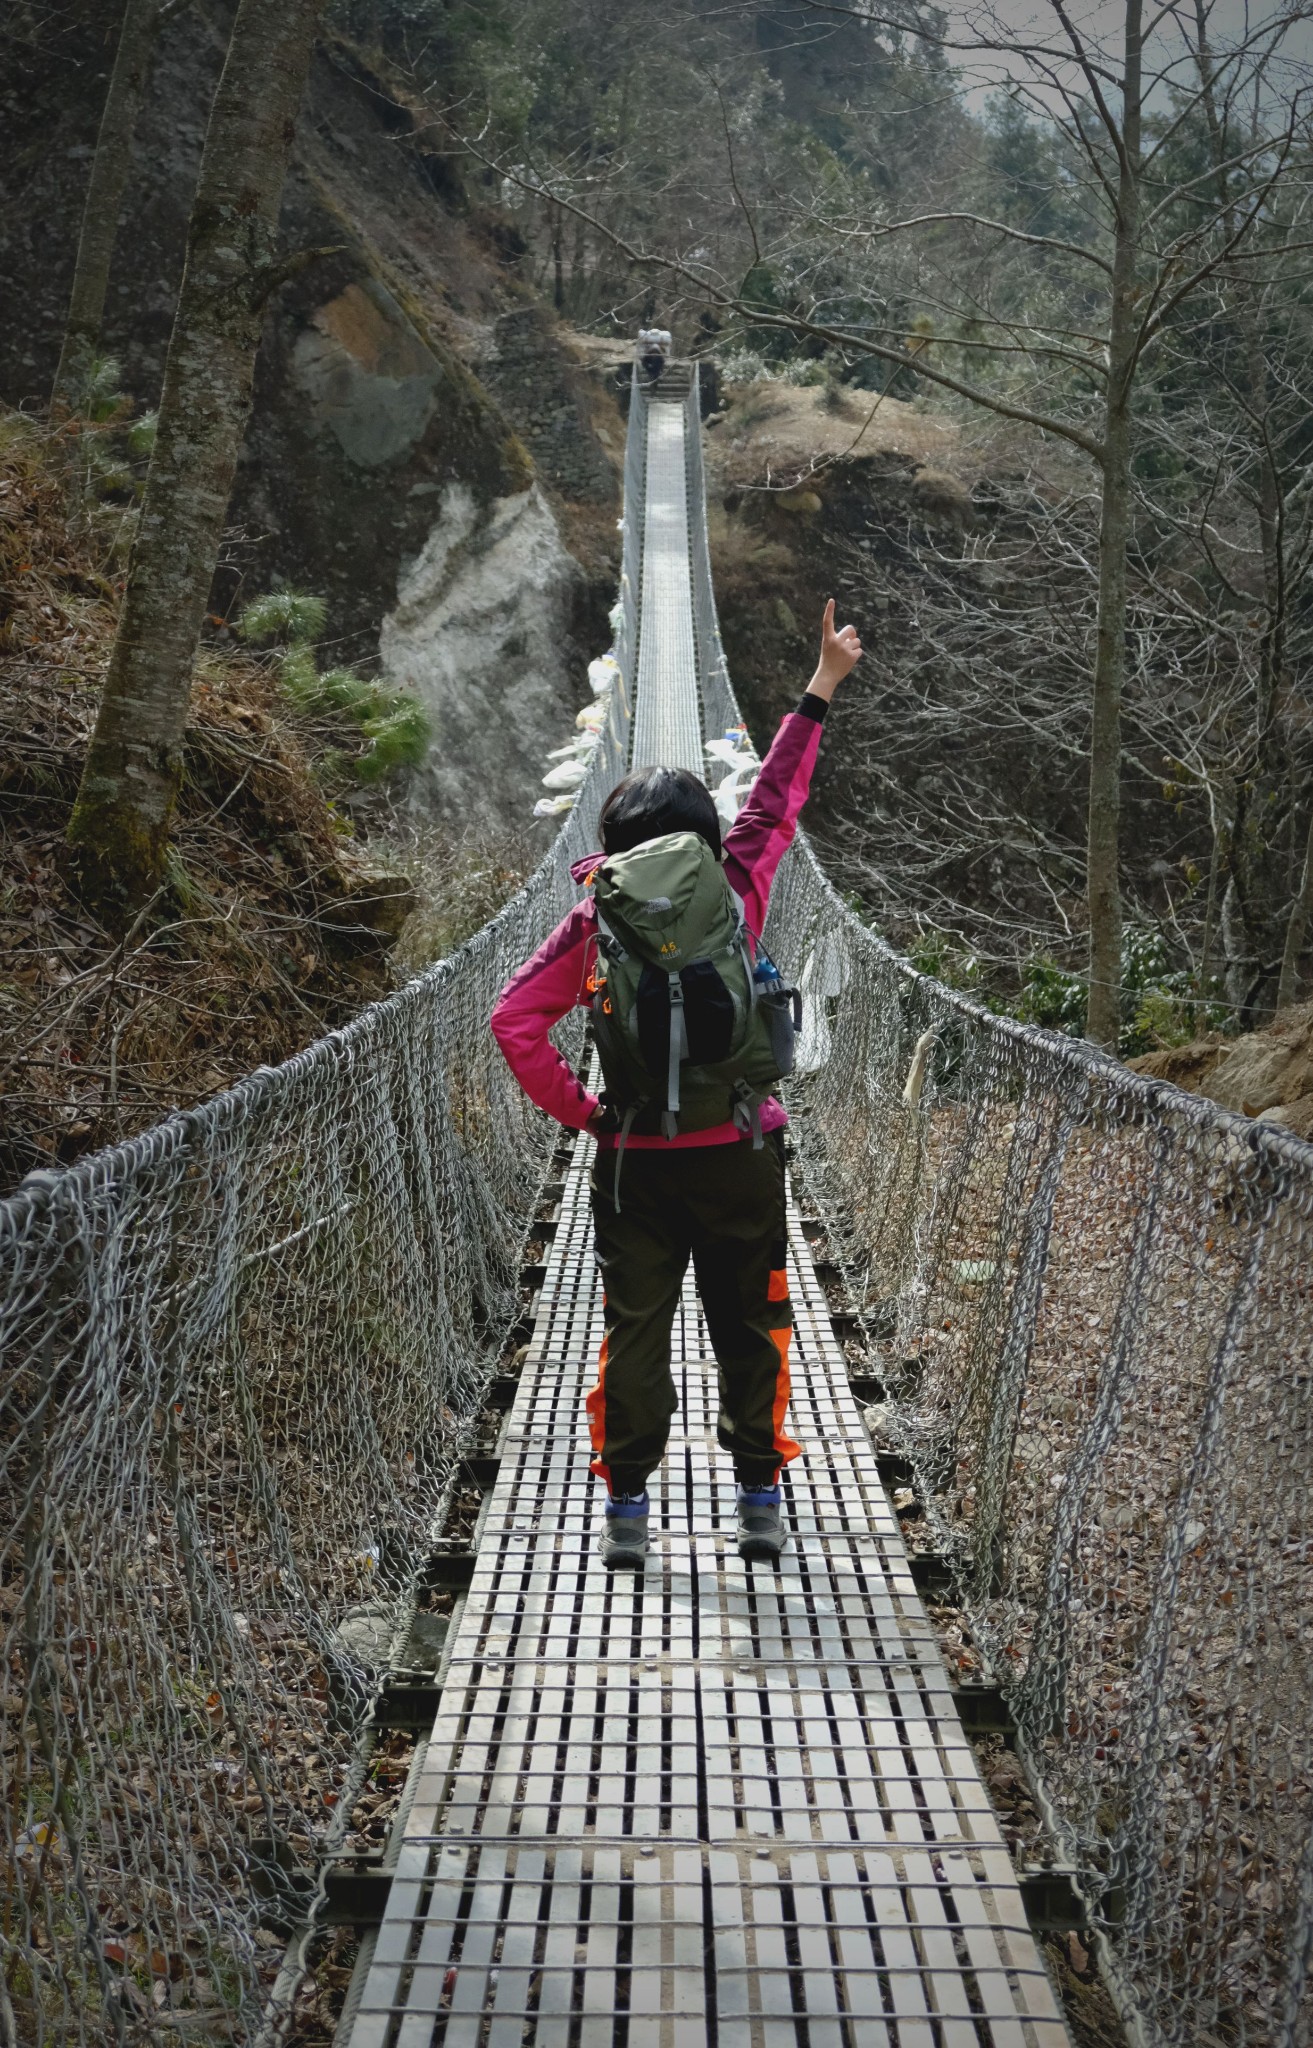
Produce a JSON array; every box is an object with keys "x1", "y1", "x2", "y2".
[{"x1": 732, "y1": 1079, "x2": 765, "y2": 1150}]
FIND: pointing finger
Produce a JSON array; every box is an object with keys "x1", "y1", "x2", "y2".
[{"x1": 823, "y1": 597, "x2": 835, "y2": 634}]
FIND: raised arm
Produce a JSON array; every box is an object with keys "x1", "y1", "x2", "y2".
[{"x1": 723, "y1": 600, "x2": 862, "y2": 931}]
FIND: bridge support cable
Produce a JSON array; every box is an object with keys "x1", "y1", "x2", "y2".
[{"x1": 342, "y1": 375, "x2": 1072, "y2": 2045}]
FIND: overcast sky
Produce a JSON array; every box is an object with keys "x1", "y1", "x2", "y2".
[{"x1": 939, "y1": 0, "x2": 1313, "y2": 117}]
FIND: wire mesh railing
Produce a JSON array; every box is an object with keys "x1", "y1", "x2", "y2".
[
  {"x1": 0, "y1": 397, "x2": 641, "y2": 2047},
  {"x1": 682, "y1": 363, "x2": 1313, "y2": 2048},
  {"x1": 5, "y1": 363, "x2": 1312, "y2": 2048}
]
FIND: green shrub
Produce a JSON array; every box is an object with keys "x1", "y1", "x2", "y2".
[
  {"x1": 1011, "y1": 931, "x2": 1234, "y2": 1053},
  {"x1": 357, "y1": 699, "x2": 432, "y2": 781},
  {"x1": 1121, "y1": 924, "x2": 1170, "y2": 990},
  {"x1": 274, "y1": 645, "x2": 431, "y2": 784},
  {"x1": 237, "y1": 588, "x2": 327, "y2": 646},
  {"x1": 126, "y1": 410, "x2": 157, "y2": 460},
  {"x1": 318, "y1": 666, "x2": 377, "y2": 716},
  {"x1": 909, "y1": 926, "x2": 982, "y2": 992},
  {"x1": 1126, "y1": 984, "x2": 1196, "y2": 1053},
  {"x1": 1013, "y1": 956, "x2": 1088, "y2": 1036},
  {"x1": 238, "y1": 588, "x2": 432, "y2": 784},
  {"x1": 277, "y1": 644, "x2": 322, "y2": 707},
  {"x1": 1118, "y1": 926, "x2": 1198, "y2": 1054},
  {"x1": 69, "y1": 353, "x2": 127, "y2": 423},
  {"x1": 1121, "y1": 971, "x2": 1232, "y2": 1055}
]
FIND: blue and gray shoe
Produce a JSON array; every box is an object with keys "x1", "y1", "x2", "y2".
[
  {"x1": 599, "y1": 1490, "x2": 649, "y2": 1569},
  {"x1": 736, "y1": 1481, "x2": 785, "y2": 1562}
]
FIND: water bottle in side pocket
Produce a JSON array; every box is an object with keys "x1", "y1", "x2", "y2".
[{"x1": 753, "y1": 947, "x2": 803, "y2": 1079}]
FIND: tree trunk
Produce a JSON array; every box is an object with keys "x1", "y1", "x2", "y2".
[
  {"x1": 1277, "y1": 802, "x2": 1313, "y2": 1010},
  {"x1": 1193, "y1": 0, "x2": 1290, "y2": 1017},
  {"x1": 67, "y1": 0, "x2": 325, "y2": 921},
  {"x1": 572, "y1": 206, "x2": 588, "y2": 317},
  {"x1": 1084, "y1": 0, "x2": 1142, "y2": 1051},
  {"x1": 51, "y1": 0, "x2": 162, "y2": 412},
  {"x1": 552, "y1": 204, "x2": 565, "y2": 311},
  {"x1": 1223, "y1": 316, "x2": 1290, "y2": 1017},
  {"x1": 1199, "y1": 794, "x2": 1228, "y2": 995}
]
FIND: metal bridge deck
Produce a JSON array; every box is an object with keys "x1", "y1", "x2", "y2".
[
  {"x1": 344, "y1": 390, "x2": 1069, "y2": 2046},
  {"x1": 629, "y1": 393, "x2": 703, "y2": 774}
]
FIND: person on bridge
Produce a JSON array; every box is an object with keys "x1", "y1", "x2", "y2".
[
  {"x1": 636, "y1": 324, "x2": 671, "y2": 387},
  {"x1": 491, "y1": 602, "x2": 862, "y2": 1568}
]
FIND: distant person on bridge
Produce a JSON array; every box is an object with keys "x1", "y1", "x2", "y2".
[
  {"x1": 492, "y1": 602, "x2": 863, "y2": 1568},
  {"x1": 636, "y1": 324, "x2": 671, "y2": 387}
]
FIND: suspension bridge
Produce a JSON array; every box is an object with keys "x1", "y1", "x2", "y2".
[{"x1": 3, "y1": 369, "x2": 1312, "y2": 2048}]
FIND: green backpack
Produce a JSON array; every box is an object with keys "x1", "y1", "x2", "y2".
[{"x1": 588, "y1": 831, "x2": 801, "y2": 1191}]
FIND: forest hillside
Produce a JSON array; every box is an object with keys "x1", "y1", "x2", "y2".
[{"x1": 3, "y1": 0, "x2": 1312, "y2": 1186}]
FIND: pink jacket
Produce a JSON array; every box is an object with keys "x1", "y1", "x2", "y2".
[{"x1": 490, "y1": 702, "x2": 825, "y2": 1147}]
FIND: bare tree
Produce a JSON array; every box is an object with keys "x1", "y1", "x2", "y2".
[
  {"x1": 760, "y1": 0, "x2": 1308, "y2": 1038},
  {"x1": 1280, "y1": 820, "x2": 1313, "y2": 1007},
  {"x1": 67, "y1": 0, "x2": 326, "y2": 921},
  {"x1": 807, "y1": 461, "x2": 1183, "y2": 987},
  {"x1": 50, "y1": 0, "x2": 184, "y2": 412},
  {"x1": 470, "y1": 0, "x2": 1312, "y2": 1042},
  {"x1": 1100, "y1": 2, "x2": 1313, "y2": 1016},
  {"x1": 1189, "y1": 0, "x2": 1313, "y2": 1012}
]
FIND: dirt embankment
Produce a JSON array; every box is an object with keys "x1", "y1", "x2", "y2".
[
  {"x1": 0, "y1": 14, "x2": 636, "y2": 1192},
  {"x1": 0, "y1": 415, "x2": 424, "y2": 1195},
  {"x1": 707, "y1": 378, "x2": 962, "y2": 490},
  {"x1": 1129, "y1": 1002, "x2": 1313, "y2": 1141}
]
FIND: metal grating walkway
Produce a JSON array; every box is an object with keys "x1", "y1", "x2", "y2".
[
  {"x1": 343, "y1": 386, "x2": 1071, "y2": 2048},
  {"x1": 629, "y1": 395, "x2": 703, "y2": 774}
]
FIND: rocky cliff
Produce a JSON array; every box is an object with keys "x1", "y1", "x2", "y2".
[{"x1": 1, "y1": 6, "x2": 621, "y2": 835}]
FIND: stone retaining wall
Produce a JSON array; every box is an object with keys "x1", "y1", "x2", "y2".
[{"x1": 481, "y1": 307, "x2": 618, "y2": 505}]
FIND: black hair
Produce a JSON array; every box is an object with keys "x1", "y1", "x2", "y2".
[{"x1": 598, "y1": 765, "x2": 722, "y2": 861}]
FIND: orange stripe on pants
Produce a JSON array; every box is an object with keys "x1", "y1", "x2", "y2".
[
  {"x1": 586, "y1": 1330, "x2": 611, "y2": 1486},
  {"x1": 769, "y1": 1322, "x2": 801, "y2": 1465}
]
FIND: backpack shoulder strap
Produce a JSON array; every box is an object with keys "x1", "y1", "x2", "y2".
[
  {"x1": 726, "y1": 887, "x2": 758, "y2": 1012},
  {"x1": 663, "y1": 971, "x2": 686, "y2": 1140},
  {"x1": 594, "y1": 909, "x2": 628, "y2": 963}
]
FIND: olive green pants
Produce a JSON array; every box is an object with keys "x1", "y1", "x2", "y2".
[{"x1": 586, "y1": 1132, "x2": 800, "y2": 1494}]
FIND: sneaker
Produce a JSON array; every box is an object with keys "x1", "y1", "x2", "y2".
[
  {"x1": 736, "y1": 1482, "x2": 785, "y2": 1563},
  {"x1": 599, "y1": 1491, "x2": 649, "y2": 1570}
]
